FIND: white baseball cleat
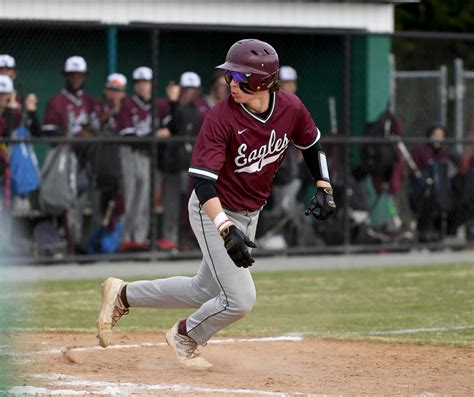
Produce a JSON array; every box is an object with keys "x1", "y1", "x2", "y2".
[
  {"x1": 97, "y1": 277, "x2": 129, "y2": 348},
  {"x1": 166, "y1": 320, "x2": 213, "y2": 371}
]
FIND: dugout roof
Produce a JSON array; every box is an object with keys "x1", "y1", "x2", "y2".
[{"x1": 0, "y1": 0, "x2": 411, "y2": 33}]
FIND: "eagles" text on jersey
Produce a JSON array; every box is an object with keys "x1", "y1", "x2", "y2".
[{"x1": 234, "y1": 129, "x2": 289, "y2": 173}]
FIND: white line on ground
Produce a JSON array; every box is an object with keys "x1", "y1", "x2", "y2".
[
  {"x1": 4, "y1": 325, "x2": 474, "y2": 359},
  {"x1": 356, "y1": 325, "x2": 474, "y2": 336},
  {"x1": 209, "y1": 335, "x2": 303, "y2": 343},
  {"x1": 10, "y1": 357, "x2": 33, "y2": 365},
  {"x1": 3, "y1": 326, "x2": 472, "y2": 359},
  {"x1": 8, "y1": 373, "x2": 319, "y2": 396},
  {"x1": 1, "y1": 335, "x2": 303, "y2": 357},
  {"x1": 9, "y1": 386, "x2": 87, "y2": 395}
]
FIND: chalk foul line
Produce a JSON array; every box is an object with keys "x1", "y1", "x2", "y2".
[
  {"x1": 3, "y1": 326, "x2": 473, "y2": 359},
  {"x1": 2, "y1": 335, "x2": 303, "y2": 357},
  {"x1": 355, "y1": 325, "x2": 474, "y2": 336},
  {"x1": 8, "y1": 373, "x2": 319, "y2": 397}
]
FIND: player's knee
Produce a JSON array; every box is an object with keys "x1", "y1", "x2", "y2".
[{"x1": 230, "y1": 288, "x2": 256, "y2": 317}]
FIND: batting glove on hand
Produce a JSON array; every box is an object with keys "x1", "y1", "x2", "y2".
[
  {"x1": 305, "y1": 186, "x2": 336, "y2": 221},
  {"x1": 220, "y1": 224, "x2": 257, "y2": 268}
]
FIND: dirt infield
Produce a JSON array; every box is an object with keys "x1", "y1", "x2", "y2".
[{"x1": 6, "y1": 331, "x2": 474, "y2": 396}]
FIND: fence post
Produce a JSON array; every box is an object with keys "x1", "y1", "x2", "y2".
[
  {"x1": 389, "y1": 53, "x2": 396, "y2": 114},
  {"x1": 106, "y1": 26, "x2": 118, "y2": 75},
  {"x1": 454, "y1": 58, "x2": 464, "y2": 155},
  {"x1": 439, "y1": 65, "x2": 448, "y2": 128},
  {"x1": 150, "y1": 28, "x2": 160, "y2": 256},
  {"x1": 343, "y1": 33, "x2": 352, "y2": 253}
]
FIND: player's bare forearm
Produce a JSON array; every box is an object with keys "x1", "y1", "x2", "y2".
[
  {"x1": 201, "y1": 197, "x2": 225, "y2": 222},
  {"x1": 316, "y1": 180, "x2": 332, "y2": 188}
]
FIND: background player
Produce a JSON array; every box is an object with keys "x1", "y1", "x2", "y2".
[
  {"x1": 116, "y1": 66, "x2": 172, "y2": 249},
  {"x1": 97, "y1": 38, "x2": 336, "y2": 370},
  {"x1": 42, "y1": 55, "x2": 102, "y2": 252}
]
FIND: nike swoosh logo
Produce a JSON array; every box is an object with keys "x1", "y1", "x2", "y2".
[{"x1": 237, "y1": 128, "x2": 248, "y2": 135}]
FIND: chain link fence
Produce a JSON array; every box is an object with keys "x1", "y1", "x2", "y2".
[
  {"x1": 455, "y1": 59, "x2": 474, "y2": 151},
  {"x1": 1, "y1": 22, "x2": 473, "y2": 263},
  {"x1": 390, "y1": 56, "x2": 447, "y2": 137}
]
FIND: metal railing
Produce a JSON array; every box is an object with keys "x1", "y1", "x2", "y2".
[{"x1": 1, "y1": 134, "x2": 473, "y2": 264}]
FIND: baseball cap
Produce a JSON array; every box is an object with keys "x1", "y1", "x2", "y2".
[
  {"x1": 179, "y1": 71, "x2": 201, "y2": 88},
  {"x1": 133, "y1": 66, "x2": 152, "y2": 81},
  {"x1": 105, "y1": 73, "x2": 127, "y2": 90},
  {"x1": 0, "y1": 54, "x2": 16, "y2": 69},
  {"x1": 279, "y1": 66, "x2": 297, "y2": 82},
  {"x1": 0, "y1": 75, "x2": 14, "y2": 93},
  {"x1": 64, "y1": 56, "x2": 87, "y2": 73}
]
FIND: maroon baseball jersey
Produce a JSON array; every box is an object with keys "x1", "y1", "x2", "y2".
[
  {"x1": 0, "y1": 108, "x2": 21, "y2": 137},
  {"x1": 116, "y1": 95, "x2": 172, "y2": 136},
  {"x1": 42, "y1": 89, "x2": 101, "y2": 135},
  {"x1": 189, "y1": 90, "x2": 320, "y2": 211},
  {"x1": 193, "y1": 96, "x2": 212, "y2": 129},
  {"x1": 96, "y1": 101, "x2": 125, "y2": 134}
]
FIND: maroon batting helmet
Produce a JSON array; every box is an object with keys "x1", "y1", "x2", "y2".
[{"x1": 216, "y1": 39, "x2": 279, "y2": 92}]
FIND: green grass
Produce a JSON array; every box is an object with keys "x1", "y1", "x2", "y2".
[
  {"x1": 0, "y1": 333, "x2": 13, "y2": 390},
  {"x1": 1, "y1": 262, "x2": 473, "y2": 347},
  {"x1": 0, "y1": 268, "x2": 20, "y2": 390}
]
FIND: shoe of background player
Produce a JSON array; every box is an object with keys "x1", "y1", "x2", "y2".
[
  {"x1": 97, "y1": 277, "x2": 129, "y2": 347},
  {"x1": 156, "y1": 238, "x2": 179, "y2": 251}
]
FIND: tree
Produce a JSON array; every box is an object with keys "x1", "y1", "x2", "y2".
[
  {"x1": 396, "y1": 0, "x2": 474, "y2": 33},
  {"x1": 393, "y1": 0, "x2": 474, "y2": 70}
]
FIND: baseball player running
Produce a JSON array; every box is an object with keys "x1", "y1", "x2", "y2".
[{"x1": 97, "y1": 39, "x2": 336, "y2": 370}]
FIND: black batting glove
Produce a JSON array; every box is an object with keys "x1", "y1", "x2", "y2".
[
  {"x1": 220, "y1": 224, "x2": 257, "y2": 268},
  {"x1": 305, "y1": 186, "x2": 336, "y2": 221}
]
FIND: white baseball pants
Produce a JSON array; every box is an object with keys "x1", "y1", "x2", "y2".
[{"x1": 126, "y1": 190, "x2": 260, "y2": 344}]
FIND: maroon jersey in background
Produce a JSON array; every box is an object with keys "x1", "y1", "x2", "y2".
[
  {"x1": 193, "y1": 96, "x2": 212, "y2": 129},
  {"x1": 97, "y1": 102, "x2": 119, "y2": 134},
  {"x1": 42, "y1": 89, "x2": 101, "y2": 135},
  {"x1": 116, "y1": 95, "x2": 172, "y2": 137},
  {"x1": 0, "y1": 108, "x2": 21, "y2": 137},
  {"x1": 189, "y1": 90, "x2": 320, "y2": 211},
  {"x1": 413, "y1": 143, "x2": 450, "y2": 169}
]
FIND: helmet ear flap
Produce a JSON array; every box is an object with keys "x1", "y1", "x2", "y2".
[
  {"x1": 238, "y1": 82, "x2": 256, "y2": 94},
  {"x1": 268, "y1": 79, "x2": 280, "y2": 93},
  {"x1": 259, "y1": 70, "x2": 280, "y2": 92}
]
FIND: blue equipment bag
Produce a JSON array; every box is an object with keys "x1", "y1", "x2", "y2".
[
  {"x1": 87, "y1": 222, "x2": 123, "y2": 254},
  {"x1": 9, "y1": 125, "x2": 40, "y2": 196}
]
